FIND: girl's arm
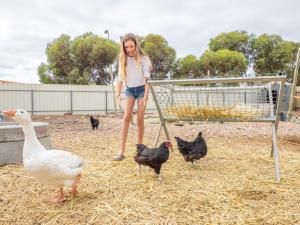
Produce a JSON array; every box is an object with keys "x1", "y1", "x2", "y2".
[
  {"x1": 115, "y1": 81, "x2": 123, "y2": 109},
  {"x1": 142, "y1": 79, "x2": 150, "y2": 109},
  {"x1": 116, "y1": 81, "x2": 123, "y2": 97},
  {"x1": 142, "y1": 56, "x2": 152, "y2": 101},
  {"x1": 144, "y1": 79, "x2": 149, "y2": 98},
  {"x1": 116, "y1": 61, "x2": 123, "y2": 98}
]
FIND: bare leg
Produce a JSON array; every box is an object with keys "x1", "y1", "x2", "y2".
[
  {"x1": 137, "y1": 99, "x2": 146, "y2": 144},
  {"x1": 119, "y1": 97, "x2": 135, "y2": 155}
]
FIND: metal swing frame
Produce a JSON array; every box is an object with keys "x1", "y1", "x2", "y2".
[{"x1": 148, "y1": 76, "x2": 286, "y2": 181}]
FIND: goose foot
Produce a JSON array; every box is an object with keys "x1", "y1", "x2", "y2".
[
  {"x1": 52, "y1": 196, "x2": 67, "y2": 203},
  {"x1": 52, "y1": 187, "x2": 66, "y2": 203}
]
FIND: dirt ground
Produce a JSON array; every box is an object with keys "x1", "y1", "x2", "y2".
[{"x1": 0, "y1": 114, "x2": 299, "y2": 225}]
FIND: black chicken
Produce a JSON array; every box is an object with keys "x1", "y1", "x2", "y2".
[
  {"x1": 134, "y1": 141, "x2": 172, "y2": 179},
  {"x1": 90, "y1": 116, "x2": 99, "y2": 130},
  {"x1": 175, "y1": 132, "x2": 207, "y2": 165}
]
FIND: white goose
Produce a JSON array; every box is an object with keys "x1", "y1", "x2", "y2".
[{"x1": 3, "y1": 109, "x2": 83, "y2": 203}]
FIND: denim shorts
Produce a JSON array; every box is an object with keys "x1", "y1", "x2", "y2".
[{"x1": 125, "y1": 85, "x2": 145, "y2": 100}]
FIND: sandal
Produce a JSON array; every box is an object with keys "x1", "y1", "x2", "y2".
[{"x1": 113, "y1": 154, "x2": 125, "y2": 161}]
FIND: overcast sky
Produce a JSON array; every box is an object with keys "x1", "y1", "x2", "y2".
[{"x1": 0, "y1": 0, "x2": 299, "y2": 83}]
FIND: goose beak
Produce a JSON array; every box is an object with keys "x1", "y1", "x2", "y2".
[{"x1": 3, "y1": 109, "x2": 16, "y2": 118}]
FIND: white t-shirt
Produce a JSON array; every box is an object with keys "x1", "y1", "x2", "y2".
[{"x1": 117, "y1": 55, "x2": 151, "y2": 88}]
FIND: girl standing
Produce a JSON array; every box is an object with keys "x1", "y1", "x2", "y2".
[{"x1": 113, "y1": 33, "x2": 152, "y2": 161}]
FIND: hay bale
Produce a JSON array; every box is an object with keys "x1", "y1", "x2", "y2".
[{"x1": 165, "y1": 105, "x2": 258, "y2": 120}]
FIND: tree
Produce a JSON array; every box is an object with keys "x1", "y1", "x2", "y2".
[
  {"x1": 208, "y1": 31, "x2": 255, "y2": 65},
  {"x1": 171, "y1": 55, "x2": 202, "y2": 78},
  {"x1": 38, "y1": 34, "x2": 73, "y2": 84},
  {"x1": 253, "y1": 34, "x2": 300, "y2": 79},
  {"x1": 199, "y1": 49, "x2": 247, "y2": 76},
  {"x1": 208, "y1": 31, "x2": 300, "y2": 79},
  {"x1": 141, "y1": 34, "x2": 176, "y2": 79},
  {"x1": 38, "y1": 33, "x2": 119, "y2": 84}
]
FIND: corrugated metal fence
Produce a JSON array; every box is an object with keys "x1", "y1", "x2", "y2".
[{"x1": 0, "y1": 83, "x2": 157, "y2": 115}]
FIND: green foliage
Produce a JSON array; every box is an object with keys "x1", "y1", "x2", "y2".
[
  {"x1": 209, "y1": 31, "x2": 255, "y2": 65},
  {"x1": 208, "y1": 31, "x2": 300, "y2": 79},
  {"x1": 172, "y1": 55, "x2": 202, "y2": 78},
  {"x1": 38, "y1": 33, "x2": 119, "y2": 84},
  {"x1": 141, "y1": 34, "x2": 176, "y2": 79},
  {"x1": 199, "y1": 49, "x2": 247, "y2": 76},
  {"x1": 38, "y1": 31, "x2": 300, "y2": 82},
  {"x1": 253, "y1": 34, "x2": 300, "y2": 79}
]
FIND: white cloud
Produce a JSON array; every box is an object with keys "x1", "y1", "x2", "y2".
[{"x1": 0, "y1": 0, "x2": 299, "y2": 83}]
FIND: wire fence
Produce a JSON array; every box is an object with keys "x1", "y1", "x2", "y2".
[{"x1": 149, "y1": 78, "x2": 292, "y2": 122}]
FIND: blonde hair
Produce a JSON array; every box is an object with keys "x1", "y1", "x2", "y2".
[{"x1": 118, "y1": 33, "x2": 148, "y2": 81}]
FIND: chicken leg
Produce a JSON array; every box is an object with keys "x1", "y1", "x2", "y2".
[
  {"x1": 154, "y1": 166, "x2": 163, "y2": 181},
  {"x1": 192, "y1": 160, "x2": 199, "y2": 167},
  {"x1": 137, "y1": 165, "x2": 142, "y2": 176}
]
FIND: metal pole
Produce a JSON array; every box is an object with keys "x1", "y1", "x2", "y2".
[
  {"x1": 207, "y1": 70, "x2": 210, "y2": 85},
  {"x1": 270, "y1": 80, "x2": 285, "y2": 159},
  {"x1": 171, "y1": 89, "x2": 174, "y2": 106},
  {"x1": 148, "y1": 76, "x2": 287, "y2": 86},
  {"x1": 105, "y1": 91, "x2": 108, "y2": 115},
  {"x1": 268, "y1": 85, "x2": 275, "y2": 158},
  {"x1": 31, "y1": 90, "x2": 34, "y2": 115},
  {"x1": 70, "y1": 90, "x2": 73, "y2": 114},
  {"x1": 149, "y1": 84, "x2": 173, "y2": 150},
  {"x1": 288, "y1": 48, "x2": 300, "y2": 119},
  {"x1": 105, "y1": 29, "x2": 117, "y2": 113},
  {"x1": 275, "y1": 80, "x2": 285, "y2": 129},
  {"x1": 155, "y1": 122, "x2": 163, "y2": 147},
  {"x1": 206, "y1": 70, "x2": 210, "y2": 106},
  {"x1": 272, "y1": 123, "x2": 281, "y2": 181}
]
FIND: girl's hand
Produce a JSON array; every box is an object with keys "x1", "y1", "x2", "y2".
[{"x1": 115, "y1": 94, "x2": 122, "y2": 109}]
